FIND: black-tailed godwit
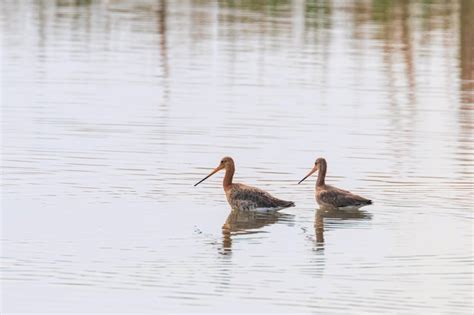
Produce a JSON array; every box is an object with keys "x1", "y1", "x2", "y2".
[
  {"x1": 298, "y1": 157, "x2": 372, "y2": 210},
  {"x1": 195, "y1": 156, "x2": 295, "y2": 212}
]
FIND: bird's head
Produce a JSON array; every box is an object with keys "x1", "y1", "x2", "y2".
[
  {"x1": 298, "y1": 157, "x2": 326, "y2": 184},
  {"x1": 194, "y1": 156, "x2": 234, "y2": 186}
]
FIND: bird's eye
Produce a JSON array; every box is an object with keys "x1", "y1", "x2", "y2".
[{"x1": 221, "y1": 160, "x2": 224, "y2": 163}]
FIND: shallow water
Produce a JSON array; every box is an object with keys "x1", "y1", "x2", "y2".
[{"x1": 1, "y1": 0, "x2": 473, "y2": 313}]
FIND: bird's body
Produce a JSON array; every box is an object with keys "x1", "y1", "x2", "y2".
[
  {"x1": 299, "y1": 158, "x2": 372, "y2": 210},
  {"x1": 225, "y1": 183, "x2": 294, "y2": 212},
  {"x1": 316, "y1": 184, "x2": 371, "y2": 210},
  {"x1": 195, "y1": 157, "x2": 294, "y2": 212}
]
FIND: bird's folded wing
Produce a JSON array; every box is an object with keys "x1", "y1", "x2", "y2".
[
  {"x1": 230, "y1": 185, "x2": 279, "y2": 208},
  {"x1": 319, "y1": 190, "x2": 368, "y2": 207}
]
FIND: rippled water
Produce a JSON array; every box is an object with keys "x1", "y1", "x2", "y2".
[{"x1": 1, "y1": 0, "x2": 473, "y2": 313}]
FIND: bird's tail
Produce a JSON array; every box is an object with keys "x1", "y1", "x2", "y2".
[{"x1": 286, "y1": 201, "x2": 295, "y2": 207}]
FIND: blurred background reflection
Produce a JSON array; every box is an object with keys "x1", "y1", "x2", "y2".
[{"x1": 1, "y1": 0, "x2": 472, "y2": 313}]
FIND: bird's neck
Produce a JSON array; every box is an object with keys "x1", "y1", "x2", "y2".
[
  {"x1": 223, "y1": 164, "x2": 234, "y2": 189},
  {"x1": 317, "y1": 162, "x2": 327, "y2": 187}
]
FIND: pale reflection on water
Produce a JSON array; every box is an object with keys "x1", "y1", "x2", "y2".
[
  {"x1": 314, "y1": 208, "x2": 372, "y2": 247},
  {"x1": 221, "y1": 210, "x2": 294, "y2": 254},
  {"x1": 1, "y1": 0, "x2": 473, "y2": 313}
]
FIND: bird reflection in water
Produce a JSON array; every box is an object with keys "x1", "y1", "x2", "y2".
[
  {"x1": 314, "y1": 208, "x2": 372, "y2": 250},
  {"x1": 220, "y1": 210, "x2": 293, "y2": 254}
]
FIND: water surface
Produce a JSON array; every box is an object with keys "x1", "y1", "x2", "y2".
[{"x1": 1, "y1": 0, "x2": 473, "y2": 313}]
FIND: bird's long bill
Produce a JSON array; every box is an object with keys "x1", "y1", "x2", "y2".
[
  {"x1": 298, "y1": 167, "x2": 317, "y2": 184},
  {"x1": 194, "y1": 166, "x2": 222, "y2": 186}
]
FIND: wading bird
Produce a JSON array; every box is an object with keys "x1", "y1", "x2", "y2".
[
  {"x1": 194, "y1": 156, "x2": 295, "y2": 212},
  {"x1": 298, "y1": 157, "x2": 372, "y2": 210}
]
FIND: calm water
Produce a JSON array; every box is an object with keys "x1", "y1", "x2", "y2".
[{"x1": 1, "y1": 0, "x2": 473, "y2": 313}]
